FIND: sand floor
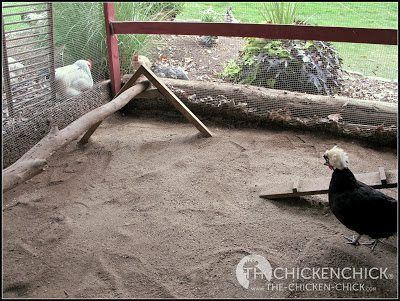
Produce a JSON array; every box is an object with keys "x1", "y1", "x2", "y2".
[{"x1": 2, "y1": 115, "x2": 398, "y2": 298}]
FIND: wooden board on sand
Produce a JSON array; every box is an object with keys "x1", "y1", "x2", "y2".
[{"x1": 259, "y1": 168, "x2": 397, "y2": 199}]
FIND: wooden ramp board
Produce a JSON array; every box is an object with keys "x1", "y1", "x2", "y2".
[
  {"x1": 79, "y1": 64, "x2": 212, "y2": 145},
  {"x1": 137, "y1": 64, "x2": 213, "y2": 137},
  {"x1": 259, "y1": 168, "x2": 397, "y2": 199}
]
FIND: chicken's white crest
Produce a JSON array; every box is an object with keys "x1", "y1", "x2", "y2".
[{"x1": 324, "y1": 146, "x2": 349, "y2": 170}]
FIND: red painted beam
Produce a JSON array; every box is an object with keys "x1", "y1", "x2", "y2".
[
  {"x1": 104, "y1": 3, "x2": 121, "y2": 96},
  {"x1": 111, "y1": 21, "x2": 397, "y2": 45}
]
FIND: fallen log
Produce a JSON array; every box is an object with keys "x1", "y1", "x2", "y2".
[
  {"x1": 122, "y1": 76, "x2": 398, "y2": 125},
  {"x1": 122, "y1": 76, "x2": 397, "y2": 146},
  {"x1": 2, "y1": 81, "x2": 150, "y2": 192}
]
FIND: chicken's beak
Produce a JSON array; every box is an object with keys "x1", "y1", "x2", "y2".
[{"x1": 323, "y1": 155, "x2": 333, "y2": 170}]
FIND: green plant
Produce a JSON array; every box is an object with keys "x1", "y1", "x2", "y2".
[
  {"x1": 53, "y1": 3, "x2": 108, "y2": 78},
  {"x1": 221, "y1": 38, "x2": 344, "y2": 95},
  {"x1": 200, "y1": 7, "x2": 219, "y2": 22},
  {"x1": 53, "y1": 2, "x2": 185, "y2": 79},
  {"x1": 261, "y1": 2, "x2": 299, "y2": 25},
  {"x1": 221, "y1": 2, "x2": 344, "y2": 95},
  {"x1": 148, "y1": 2, "x2": 185, "y2": 20},
  {"x1": 220, "y1": 59, "x2": 241, "y2": 80},
  {"x1": 119, "y1": 2, "x2": 184, "y2": 21},
  {"x1": 115, "y1": 3, "x2": 185, "y2": 73}
]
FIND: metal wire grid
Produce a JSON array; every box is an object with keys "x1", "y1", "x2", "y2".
[
  {"x1": 1, "y1": 2, "x2": 398, "y2": 167},
  {"x1": 2, "y1": 2, "x2": 55, "y2": 121},
  {"x1": 114, "y1": 3, "x2": 397, "y2": 130},
  {"x1": 120, "y1": 31, "x2": 397, "y2": 128},
  {"x1": 2, "y1": 2, "x2": 109, "y2": 167}
]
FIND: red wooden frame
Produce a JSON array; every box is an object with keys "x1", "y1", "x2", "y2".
[
  {"x1": 112, "y1": 21, "x2": 397, "y2": 45},
  {"x1": 103, "y1": 3, "x2": 121, "y2": 96},
  {"x1": 103, "y1": 4, "x2": 398, "y2": 96}
]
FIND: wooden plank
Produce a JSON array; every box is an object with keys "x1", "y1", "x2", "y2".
[
  {"x1": 79, "y1": 68, "x2": 145, "y2": 145},
  {"x1": 78, "y1": 74, "x2": 148, "y2": 145},
  {"x1": 80, "y1": 65, "x2": 212, "y2": 144},
  {"x1": 115, "y1": 67, "x2": 146, "y2": 98},
  {"x1": 137, "y1": 64, "x2": 213, "y2": 137},
  {"x1": 260, "y1": 170, "x2": 398, "y2": 199},
  {"x1": 111, "y1": 21, "x2": 398, "y2": 45},
  {"x1": 104, "y1": 3, "x2": 121, "y2": 96},
  {"x1": 379, "y1": 167, "x2": 387, "y2": 185},
  {"x1": 78, "y1": 120, "x2": 103, "y2": 145},
  {"x1": 293, "y1": 179, "x2": 299, "y2": 193}
]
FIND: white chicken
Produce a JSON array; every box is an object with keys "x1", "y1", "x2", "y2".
[
  {"x1": 55, "y1": 59, "x2": 93, "y2": 99},
  {"x1": 21, "y1": 8, "x2": 48, "y2": 27},
  {"x1": 2, "y1": 57, "x2": 25, "y2": 87}
]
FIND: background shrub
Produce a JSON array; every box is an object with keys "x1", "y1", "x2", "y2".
[{"x1": 221, "y1": 2, "x2": 344, "y2": 95}]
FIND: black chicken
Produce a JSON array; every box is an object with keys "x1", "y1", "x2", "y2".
[{"x1": 324, "y1": 146, "x2": 397, "y2": 250}]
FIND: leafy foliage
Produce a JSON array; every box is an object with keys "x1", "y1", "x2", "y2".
[
  {"x1": 220, "y1": 2, "x2": 343, "y2": 95},
  {"x1": 221, "y1": 38, "x2": 344, "y2": 95},
  {"x1": 145, "y1": 2, "x2": 185, "y2": 20}
]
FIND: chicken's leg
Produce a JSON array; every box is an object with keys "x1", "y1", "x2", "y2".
[
  {"x1": 343, "y1": 234, "x2": 362, "y2": 246},
  {"x1": 360, "y1": 239, "x2": 380, "y2": 250}
]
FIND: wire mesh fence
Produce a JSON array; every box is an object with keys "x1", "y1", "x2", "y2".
[
  {"x1": 2, "y1": 2, "x2": 53, "y2": 120},
  {"x1": 118, "y1": 2, "x2": 397, "y2": 132},
  {"x1": 2, "y1": 2, "x2": 110, "y2": 167},
  {"x1": 2, "y1": 2, "x2": 398, "y2": 167}
]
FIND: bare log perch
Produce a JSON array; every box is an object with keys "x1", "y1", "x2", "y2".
[
  {"x1": 128, "y1": 77, "x2": 398, "y2": 121},
  {"x1": 126, "y1": 76, "x2": 397, "y2": 144},
  {"x1": 2, "y1": 81, "x2": 150, "y2": 192}
]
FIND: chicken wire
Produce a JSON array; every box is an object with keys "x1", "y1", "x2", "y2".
[
  {"x1": 2, "y1": 2, "x2": 398, "y2": 167},
  {"x1": 116, "y1": 2, "x2": 398, "y2": 130},
  {"x1": 117, "y1": 2, "x2": 397, "y2": 130},
  {"x1": 126, "y1": 34, "x2": 397, "y2": 125},
  {"x1": 2, "y1": 2, "x2": 109, "y2": 167},
  {"x1": 2, "y1": 2, "x2": 54, "y2": 120}
]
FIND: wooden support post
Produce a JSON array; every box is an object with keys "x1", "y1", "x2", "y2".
[
  {"x1": 79, "y1": 3, "x2": 122, "y2": 145},
  {"x1": 259, "y1": 169, "x2": 398, "y2": 200},
  {"x1": 292, "y1": 179, "x2": 299, "y2": 193},
  {"x1": 137, "y1": 64, "x2": 212, "y2": 137},
  {"x1": 379, "y1": 167, "x2": 387, "y2": 185},
  {"x1": 78, "y1": 66, "x2": 149, "y2": 145},
  {"x1": 78, "y1": 120, "x2": 103, "y2": 145},
  {"x1": 104, "y1": 3, "x2": 121, "y2": 96},
  {"x1": 80, "y1": 64, "x2": 212, "y2": 144}
]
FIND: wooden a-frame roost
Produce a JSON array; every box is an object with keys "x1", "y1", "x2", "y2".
[{"x1": 79, "y1": 64, "x2": 212, "y2": 145}]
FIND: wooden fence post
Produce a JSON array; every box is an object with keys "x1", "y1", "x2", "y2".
[{"x1": 103, "y1": 3, "x2": 121, "y2": 96}]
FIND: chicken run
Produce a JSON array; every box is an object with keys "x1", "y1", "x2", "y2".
[{"x1": 2, "y1": 3, "x2": 398, "y2": 299}]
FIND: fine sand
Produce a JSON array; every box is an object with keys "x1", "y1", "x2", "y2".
[{"x1": 3, "y1": 115, "x2": 398, "y2": 298}]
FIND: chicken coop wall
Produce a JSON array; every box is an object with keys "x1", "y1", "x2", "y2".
[
  {"x1": 113, "y1": 2, "x2": 397, "y2": 145},
  {"x1": 2, "y1": 2, "x2": 55, "y2": 119},
  {"x1": 2, "y1": 2, "x2": 110, "y2": 167},
  {"x1": 2, "y1": 3, "x2": 398, "y2": 167}
]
